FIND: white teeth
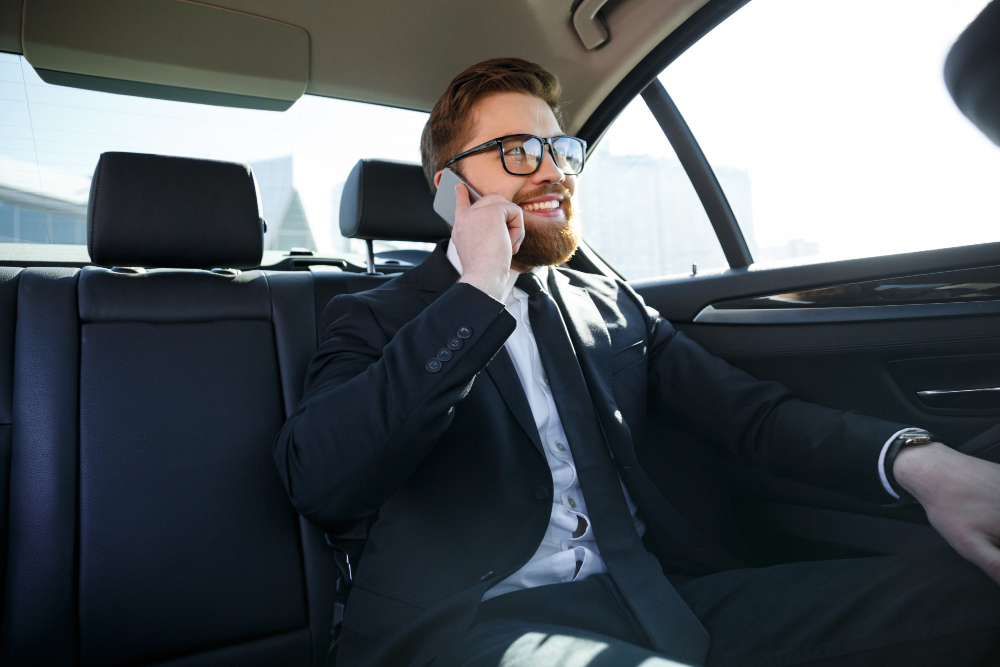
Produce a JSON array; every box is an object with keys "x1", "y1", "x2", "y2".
[{"x1": 522, "y1": 200, "x2": 560, "y2": 211}]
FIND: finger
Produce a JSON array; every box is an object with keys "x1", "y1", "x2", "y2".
[
  {"x1": 957, "y1": 531, "x2": 1000, "y2": 585},
  {"x1": 504, "y1": 203, "x2": 525, "y2": 254},
  {"x1": 454, "y1": 184, "x2": 471, "y2": 217}
]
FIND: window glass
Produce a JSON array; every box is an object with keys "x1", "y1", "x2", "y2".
[
  {"x1": 0, "y1": 54, "x2": 428, "y2": 260},
  {"x1": 577, "y1": 97, "x2": 729, "y2": 280},
  {"x1": 660, "y1": 0, "x2": 1000, "y2": 264}
]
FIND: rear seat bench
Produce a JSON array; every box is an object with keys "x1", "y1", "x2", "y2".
[{"x1": 1, "y1": 154, "x2": 333, "y2": 666}]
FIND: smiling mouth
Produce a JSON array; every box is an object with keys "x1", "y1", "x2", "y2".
[{"x1": 521, "y1": 200, "x2": 560, "y2": 212}]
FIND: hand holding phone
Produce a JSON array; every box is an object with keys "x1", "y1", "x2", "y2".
[
  {"x1": 436, "y1": 168, "x2": 524, "y2": 301},
  {"x1": 433, "y1": 168, "x2": 481, "y2": 226}
]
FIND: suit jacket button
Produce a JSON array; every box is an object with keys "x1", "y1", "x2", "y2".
[
  {"x1": 457, "y1": 326, "x2": 472, "y2": 339},
  {"x1": 425, "y1": 358, "x2": 442, "y2": 373},
  {"x1": 436, "y1": 348, "x2": 453, "y2": 362},
  {"x1": 532, "y1": 486, "x2": 550, "y2": 504},
  {"x1": 448, "y1": 338, "x2": 463, "y2": 350}
]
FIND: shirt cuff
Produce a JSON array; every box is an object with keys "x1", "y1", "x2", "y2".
[{"x1": 878, "y1": 428, "x2": 930, "y2": 499}]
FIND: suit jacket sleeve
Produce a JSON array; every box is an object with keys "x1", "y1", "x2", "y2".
[
  {"x1": 273, "y1": 282, "x2": 516, "y2": 532},
  {"x1": 636, "y1": 293, "x2": 909, "y2": 503}
]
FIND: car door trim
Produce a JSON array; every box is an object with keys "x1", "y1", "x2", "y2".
[{"x1": 693, "y1": 299, "x2": 1000, "y2": 324}]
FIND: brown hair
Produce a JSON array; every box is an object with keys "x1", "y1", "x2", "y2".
[{"x1": 420, "y1": 57, "x2": 563, "y2": 191}]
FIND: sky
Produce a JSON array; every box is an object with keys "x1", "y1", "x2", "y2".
[{"x1": 2, "y1": 0, "x2": 998, "y2": 261}]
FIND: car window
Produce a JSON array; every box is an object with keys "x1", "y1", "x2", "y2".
[
  {"x1": 0, "y1": 54, "x2": 428, "y2": 260},
  {"x1": 578, "y1": 97, "x2": 731, "y2": 280},
  {"x1": 659, "y1": 0, "x2": 1000, "y2": 265}
]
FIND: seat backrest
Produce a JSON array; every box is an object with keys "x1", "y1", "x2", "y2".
[{"x1": 1, "y1": 153, "x2": 332, "y2": 666}]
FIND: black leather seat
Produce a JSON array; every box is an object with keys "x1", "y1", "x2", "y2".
[
  {"x1": 1, "y1": 153, "x2": 333, "y2": 666},
  {"x1": 0, "y1": 266, "x2": 20, "y2": 630}
]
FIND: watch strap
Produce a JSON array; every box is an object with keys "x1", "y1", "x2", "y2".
[{"x1": 884, "y1": 432, "x2": 935, "y2": 505}]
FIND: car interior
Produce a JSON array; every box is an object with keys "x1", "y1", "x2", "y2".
[{"x1": 1, "y1": 0, "x2": 999, "y2": 664}]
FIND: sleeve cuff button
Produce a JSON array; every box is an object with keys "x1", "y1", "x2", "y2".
[
  {"x1": 436, "y1": 348, "x2": 453, "y2": 362},
  {"x1": 457, "y1": 326, "x2": 472, "y2": 339},
  {"x1": 425, "y1": 358, "x2": 442, "y2": 373},
  {"x1": 448, "y1": 338, "x2": 463, "y2": 350}
]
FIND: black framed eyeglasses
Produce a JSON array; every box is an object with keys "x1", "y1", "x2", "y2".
[{"x1": 444, "y1": 134, "x2": 588, "y2": 176}]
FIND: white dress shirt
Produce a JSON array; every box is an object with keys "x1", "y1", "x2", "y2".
[
  {"x1": 444, "y1": 242, "x2": 646, "y2": 601},
  {"x1": 445, "y1": 241, "x2": 915, "y2": 601}
]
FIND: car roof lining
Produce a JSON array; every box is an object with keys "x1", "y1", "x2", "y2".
[{"x1": 3, "y1": 0, "x2": 711, "y2": 134}]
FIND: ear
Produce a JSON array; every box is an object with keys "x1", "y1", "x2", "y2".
[{"x1": 433, "y1": 170, "x2": 444, "y2": 188}]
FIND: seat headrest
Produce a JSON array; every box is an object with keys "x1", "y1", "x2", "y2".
[
  {"x1": 88, "y1": 152, "x2": 265, "y2": 269},
  {"x1": 339, "y1": 159, "x2": 451, "y2": 242},
  {"x1": 945, "y1": 0, "x2": 1000, "y2": 147}
]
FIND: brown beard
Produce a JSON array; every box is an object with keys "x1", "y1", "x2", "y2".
[{"x1": 512, "y1": 183, "x2": 580, "y2": 268}]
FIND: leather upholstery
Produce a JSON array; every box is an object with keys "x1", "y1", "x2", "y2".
[
  {"x1": 88, "y1": 152, "x2": 265, "y2": 269},
  {"x1": 0, "y1": 267, "x2": 20, "y2": 629},
  {"x1": 79, "y1": 266, "x2": 272, "y2": 322},
  {"x1": 0, "y1": 268, "x2": 18, "y2": 425},
  {"x1": 77, "y1": 317, "x2": 305, "y2": 664},
  {"x1": 0, "y1": 262, "x2": 340, "y2": 666},
  {"x1": 339, "y1": 159, "x2": 451, "y2": 241},
  {"x1": 3, "y1": 268, "x2": 81, "y2": 665},
  {"x1": 945, "y1": 0, "x2": 1000, "y2": 146}
]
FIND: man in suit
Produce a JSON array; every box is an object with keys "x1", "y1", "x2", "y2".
[{"x1": 274, "y1": 58, "x2": 1000, "y2": 667}]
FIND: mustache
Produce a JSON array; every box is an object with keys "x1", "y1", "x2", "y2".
[{"x1": 512, "y1": 182, "x2": 573, "y2": 206}]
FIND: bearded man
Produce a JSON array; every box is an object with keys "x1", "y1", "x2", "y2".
[{"x1": 273, "y1": 58, "x2": 1000, "y2": 667}]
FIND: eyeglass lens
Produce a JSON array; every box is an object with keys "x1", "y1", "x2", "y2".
[{"x1": 501, "y1": 136, "x2": 585, "y2": 175}]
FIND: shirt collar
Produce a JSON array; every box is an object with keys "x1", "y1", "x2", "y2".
[{"x1": 446, "y1": 240, "x2": 548, "y2": 304}]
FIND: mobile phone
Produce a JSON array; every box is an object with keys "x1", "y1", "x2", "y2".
[{"x1": 433, "y1": 168, "x2": 482, "y2": 227}]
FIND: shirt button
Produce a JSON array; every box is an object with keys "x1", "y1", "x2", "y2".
[
  {"x1": 568, "y1": 497, "x2": 577, "y2": 509},
  {"x1": 447, "y1": 337, "x2": 463, "y2": 351},
  {"x1": 543, "y1": 376, "x2": 550, "y2": 386},
  {"x1": 425, "y1": 358, "x2": 442, "y2": 373},
  {"x1": 555, "y1": 442, "x2": 566, "y2": 452},
  {"x1": 457, "y1": 326, "x2": 472, "y2": 339},
  {"x1": 436, "y1": 348, "x2": 453, "y2": 362},
  {"x1": 532, "y1": 486, "x2": 550, "y2": 504}
]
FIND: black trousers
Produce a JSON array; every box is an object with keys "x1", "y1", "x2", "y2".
[{"x1": 434, "y1": 549, "x2": 1000, "y2": 667}]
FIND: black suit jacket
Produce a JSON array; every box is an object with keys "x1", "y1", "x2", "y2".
[{"x1": 273, "y1": 242, "x2": 909, "y2": 666}]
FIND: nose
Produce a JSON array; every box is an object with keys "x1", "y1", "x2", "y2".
[{"x1": 533, "y1": 143, "x2": 566, "y2": 184}]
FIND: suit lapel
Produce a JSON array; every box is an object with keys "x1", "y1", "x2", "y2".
[{"x1": 485, "y1": 349, "x2": 545, "y2": 458}]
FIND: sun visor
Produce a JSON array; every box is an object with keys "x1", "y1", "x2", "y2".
[{"x1": 21, "y1": 0, "x2": 310, "y2": 111}]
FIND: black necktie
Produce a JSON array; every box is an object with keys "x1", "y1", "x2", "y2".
[{"x1": 514, "y1": 270, "x2": 710, "y2": 665}]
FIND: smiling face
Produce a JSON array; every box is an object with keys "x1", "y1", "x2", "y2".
[{"x1": 434, "y1": 91, "x2": 580, "y2": 269}]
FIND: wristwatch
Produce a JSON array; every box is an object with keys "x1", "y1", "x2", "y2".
[{"x1": 885, "y1": 432, "x2": 936, "y2": 504}]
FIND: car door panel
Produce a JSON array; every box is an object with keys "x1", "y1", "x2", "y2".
[{"x1": 629, "y1": 244, "x2": 1000, "y2": 564}]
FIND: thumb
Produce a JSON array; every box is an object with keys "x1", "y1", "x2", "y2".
[{"x1": 454, "y1": 184, "x2": 471, "y2": 217}]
